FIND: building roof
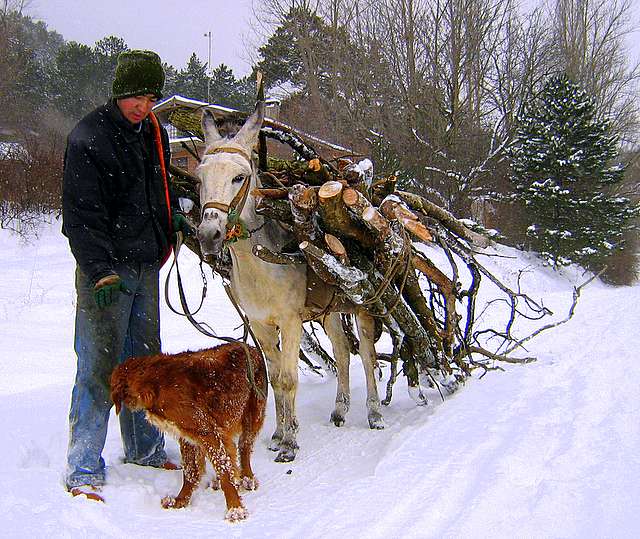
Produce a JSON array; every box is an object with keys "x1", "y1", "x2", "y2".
[{"x1": 153, "y1": 94, "x2": 353, "y2": 155}]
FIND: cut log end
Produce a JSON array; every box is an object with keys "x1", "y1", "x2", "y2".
[
  {"x1": 318, "y1": 181, "x2": 344, "y2": 201},
  {"x1": 324, "y1": 233, "x2": 346, "y2": 257}
]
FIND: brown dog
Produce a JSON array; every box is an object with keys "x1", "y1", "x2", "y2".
[{"x1": 110, "y1": 342, "x2": 267, "y2": 521}]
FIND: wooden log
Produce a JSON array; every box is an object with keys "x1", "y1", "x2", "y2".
[
  {"x1": 318, "y1": 180, "x2": 345, "y2": 201},
  {"x1": 412, "y1": 252, "x2": 458, "y2": 355},
  {"x1": 251, "y1": 187, "x2": 289, "y2": 199},
  {"x1": 299, "y1": 241, "x2": 367, "y2": 291},
  {"x1": 317, "y1": 181, "x2": 373, "y2": 247},
  {"x1": 362, "y1": 206, "x2": 391, "y2": 235},
  {"x1": 169, "y1": 163, "x2": 199, "y2": 185},
  {"x1": 379, "y1": 196, "x2": 433, "y2": 242},
  {"x1": 324, "y1": 233, "x2": 349, "y2": 265},
  {"x1": 371, "y1": 175, "x2": 397, "y2": 205},
  {"x1": 396, "y1": 190, "x2": 491, "y2": 247},
  {"x1": 412, "y1": 253, "x2": 456, "y2": 297},
  {"x1": 361, "y1": 207, "x2": 407, "y2": 273},
  {"x1": 305, "y1": 158, "x2": 334, "y2": 185},
  {"x1": 255, "y1": 197, "x2": 294, "y2": 225},
  {"x1": 347, "y1": 250, "x2": 438, "y2": 370},
  {"x1": 300, "y1": 328, "x2": 336, "y2": 373},
  {"x1": 289, "y1": 184, "x2": 321, "y2": 245},
  {"x1": 342, "y1": 187, "x2": 371, "y2": 213},
  {"x1": 252, "y1": 244, "x2": 305, "y2": 265},
  {"x1": 400, "y1": 218, "x2": 433, "y2": 242},
  {"x1": 398, "y1": 262, "x2": 446, "y2": 358}
]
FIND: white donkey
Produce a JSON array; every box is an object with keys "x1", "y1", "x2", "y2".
[{"x1": 195, "y1": 103, "x2": 384, "y2": 462}]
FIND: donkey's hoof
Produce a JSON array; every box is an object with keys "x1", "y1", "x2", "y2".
[
  {"x1": 274, "y1": 445, "x2": 297, "y2": 462},
  {"x1": 330, "y1": 411, "x2": 345, "y2": 427},
  {"x1": 225, "y1": 505, "x2": 248, "y2": 522},
  {"x1": 368, "y1": 413, "x2": 385, "y2": 430},
  {"x1": 268, "y1": 433, "x2": 283, "y2": 452}
]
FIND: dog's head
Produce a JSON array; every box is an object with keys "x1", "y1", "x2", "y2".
[{"x1": 110, "y1": 360, "x2": 156, "y2": 414}]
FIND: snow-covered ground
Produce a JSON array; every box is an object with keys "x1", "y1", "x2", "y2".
[{"x1": 1, "y1": 219, "x2": 639, "y2": 538}]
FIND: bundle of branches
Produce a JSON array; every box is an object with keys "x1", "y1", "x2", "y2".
[{"x1": 167, "y1": 108, "x2": 559, "y2": 403}]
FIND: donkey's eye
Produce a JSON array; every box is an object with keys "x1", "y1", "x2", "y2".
[{"x1": 232, "y1": 174, "x2": 246, "y2": 184}]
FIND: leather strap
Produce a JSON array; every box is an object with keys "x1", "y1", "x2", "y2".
[
  {"x1": 200, "y1": 170, "x2": 252, "y2": 220},
  {"x1": 204, "y1": 145, "x2": 252, "y2": 163},
  {"x1": 149, "y1": 111, "x2": 173, "y2": 265}
]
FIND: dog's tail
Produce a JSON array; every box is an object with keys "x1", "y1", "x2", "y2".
[{"x1": 110, "y1": 363, "x2": 126, "y2": 415}]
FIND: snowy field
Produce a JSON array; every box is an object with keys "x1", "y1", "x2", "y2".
[{"x1": 1, "y1": 219, "x2": 639, "y2": 538}]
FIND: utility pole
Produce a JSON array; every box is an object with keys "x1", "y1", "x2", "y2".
[{"x1": 204, "y1": 31, "x2": 212, "y2": 103}]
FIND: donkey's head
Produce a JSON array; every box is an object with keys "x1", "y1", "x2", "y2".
[{"x1": 196, "y1": 103, "x2": 264, "y2": 261}]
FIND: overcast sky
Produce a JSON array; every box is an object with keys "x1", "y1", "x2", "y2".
[
  {"x1": 27, "y1": 0, "x2": 640, "y2": 76},
  {"x1": 28, "y1": 0, "x2": 257, "y2": 76}
]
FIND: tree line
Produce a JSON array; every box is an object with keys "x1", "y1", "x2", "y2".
[
  {"x1": 1, "y1": 0, "x2": 639, "y2": 282},
  {"x1": 0, "y1": 6, "x2": 254, "y2": 132},
  {"x1": 0, "y1": 1, "x2": 253, "y2": 237},
  {"x1": 250, "y1": 0, "x2": 640, "y2": 282}
]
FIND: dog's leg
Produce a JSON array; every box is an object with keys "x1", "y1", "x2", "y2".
[
  {"x1": 201, "y1": 432, "x2": 247, "y2": 522},
  {"x1": 161, "y1": 438, "x2": 205, "y2": 509},
  {"x1": 238, "y1": 376, "x2": 266, "y2": 490},
  {"x1": 356, "y1": 311, "x2": 384, "y2": 429},
  {"x1": 324, "y1": 312, "x2": 351, "y2": 427},
  {"x1": 220, "y1": 432, "x2": 242, "y2": 488}
]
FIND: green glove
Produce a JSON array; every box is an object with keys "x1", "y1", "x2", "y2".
[
  {"x1": 93, "y1": 274, "x2": 131, "y2": 308},
  {"x1": 172, "y1": 213, "x2": 195, "y2": 238}
]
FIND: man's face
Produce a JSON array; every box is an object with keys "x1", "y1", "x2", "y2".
[{"x1": 117, "y1": 94, "x2": 158, "y2": 124}]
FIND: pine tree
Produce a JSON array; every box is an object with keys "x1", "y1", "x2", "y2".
[
  {"x1": 510, "y1": 75, "x2": 639, "y2": 268},
  {"x1": 52, "y1": 42, "x2": 103, "y2": 120},
  {"x1": 175, "y1": 53, "x2": 209, "y2": 102},
  {"x1": 93, "y1": 36, "x2": 128, "y2": 98}
]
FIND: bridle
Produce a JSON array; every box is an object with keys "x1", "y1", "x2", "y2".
[{"x1": 200, "y1": 146, "x2": 254, "y2": 224}]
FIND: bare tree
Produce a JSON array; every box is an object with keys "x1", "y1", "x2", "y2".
[{"x1": 549, "y1": 0, "x2": 640, "y2": 144}]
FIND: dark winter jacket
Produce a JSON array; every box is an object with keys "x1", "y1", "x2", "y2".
[{"x1": 62, "y1": 100, "x2": 175, "y2": 286}]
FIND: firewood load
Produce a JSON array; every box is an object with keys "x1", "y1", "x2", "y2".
[{"x1": 167, "y1": 107, "x2": 557, "y2": 403}]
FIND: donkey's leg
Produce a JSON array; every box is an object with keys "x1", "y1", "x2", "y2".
[
  {"x1": 250, "y1": 321, "x2": 287, "y2": 453},
  {"x1": 271, "y1": 320, "x2": 303, "y2": 462},
  {"x1": 324, "y1": 312, "x2": 351, "y2": 427},
  {"x1": 356, "y1": 310, "x2": 385, "y2": 429}
]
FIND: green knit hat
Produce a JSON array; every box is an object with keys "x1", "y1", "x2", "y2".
[{"x1": 112, "y1": 50, "x2": 165, "y2": 99}]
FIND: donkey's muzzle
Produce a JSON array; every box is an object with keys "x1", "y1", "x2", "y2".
[{"x1": 197, "y1": 219, "x2": 225, "y2": 260}]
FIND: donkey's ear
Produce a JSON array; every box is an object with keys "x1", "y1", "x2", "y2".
[
  {"x1": 202, "y1": 110, "x2": 223, "y2": 145},
  {"x1": 233, "y1": 101, "x2": 265, "y2": 150}
]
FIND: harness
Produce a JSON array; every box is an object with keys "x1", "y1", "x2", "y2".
[{"x1": 200, "y1": 146, "x2": 254, "y2": 243}]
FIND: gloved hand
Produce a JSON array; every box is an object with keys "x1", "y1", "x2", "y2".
[
  {"x1": 93, "y1": 274, "x2": 131, "y2": 308},
  {"x1": 172, "y1": 213, "x2": 195, "y2": 238}
]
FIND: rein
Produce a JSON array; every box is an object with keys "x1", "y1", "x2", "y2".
[{"x1": 164, "y1": 231, "x2": 267, "y2": 400}]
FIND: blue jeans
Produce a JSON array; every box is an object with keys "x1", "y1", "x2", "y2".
[{"x1": 66, "y1": 262, "x2": 168, "y2": 489}]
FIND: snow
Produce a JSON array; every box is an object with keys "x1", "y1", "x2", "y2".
[{"x1": 2, "y1": 219, "x2": 640, "y2": 538}]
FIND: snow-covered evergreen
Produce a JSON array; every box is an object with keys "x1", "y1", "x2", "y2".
[{"x1": 510, "y1": 75, "x2": 638, "y2": 268}]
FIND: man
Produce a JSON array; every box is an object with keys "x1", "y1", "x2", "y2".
[{"x1": 62, "y1": 49, "x2": 192, "y2": 501}]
